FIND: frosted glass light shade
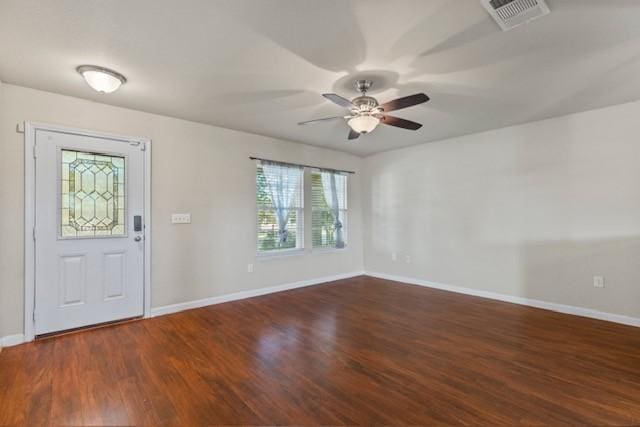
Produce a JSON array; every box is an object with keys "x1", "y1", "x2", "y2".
[
  {"x1": 347, "y1": 115, "x2": 379, "y2": 134},
  {"x1": 77, "y1": 65, "x2": 126, "y2": 93}
]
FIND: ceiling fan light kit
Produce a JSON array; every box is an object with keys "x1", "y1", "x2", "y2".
[
  {"x1": 299, "y1": 79, "x2": 429, "y2": 141},
  {"x1": 348, "y1": 115, "x2": 379, "y2": 134}
]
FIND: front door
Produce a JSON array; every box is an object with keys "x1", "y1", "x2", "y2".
[{"x1": 34, "y1": 128, "x2": 146, "y2": 335}]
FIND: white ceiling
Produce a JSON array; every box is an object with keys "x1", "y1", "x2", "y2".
[{"x1": 2, "y1": 0, "x2": 640, "y2": 156}]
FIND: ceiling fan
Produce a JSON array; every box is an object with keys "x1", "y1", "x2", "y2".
[{"x1": 298, "y1": 80, "x2": 429, "y2": 140}]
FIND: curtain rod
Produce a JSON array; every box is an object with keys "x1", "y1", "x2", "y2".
[{"x1": 249, "y1": 157, "x2": 355, "y2": 174}]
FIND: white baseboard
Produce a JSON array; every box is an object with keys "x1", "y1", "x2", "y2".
[
  {"x1": 150, "y1": 271, "x2": 365, "y2": 318},
  {"x1": 366, "y1": 271, "x2": 640, "y2": 328},
  {"x1": 0, "y1": 334, "x2": 26, "y2": 348}
]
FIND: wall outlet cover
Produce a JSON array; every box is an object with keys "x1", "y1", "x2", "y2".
[{"x1": 593, "y1": 276, "x2": 605, "y2": 288}]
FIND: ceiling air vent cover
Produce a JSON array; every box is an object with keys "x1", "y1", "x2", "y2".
[{"x1": 481, "y1": 0, "x2": 550, "y2": 31}]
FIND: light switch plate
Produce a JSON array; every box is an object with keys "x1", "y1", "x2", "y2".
[{"x1": 171, "y1": 213, "x2": 191, "y2": 224}]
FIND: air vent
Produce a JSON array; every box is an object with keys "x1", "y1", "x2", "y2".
[{"x1": 481, "y1": 0, "x2": 550, "y2": 31}]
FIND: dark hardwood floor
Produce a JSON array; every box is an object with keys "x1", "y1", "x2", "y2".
[{"x1": 2, "y1": 275, "x2": 640, "y2": 425}]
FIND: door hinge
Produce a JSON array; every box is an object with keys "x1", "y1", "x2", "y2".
[
  {"x1": 140, "y1": 142, "x2": 147, "y2": 151},
  {"x1": 32, "y1": 144, "x2": 37, "y2": 159},
  {"x1": 33, "y1": 227, "x2": 36, "y2": 241}
]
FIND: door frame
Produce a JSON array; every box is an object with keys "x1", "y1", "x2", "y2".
[{"x1": 23, "y1": 122, "x2": 152, "y2": 342}]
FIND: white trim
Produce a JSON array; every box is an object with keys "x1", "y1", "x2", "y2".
[
  {"x1": 0, "y1": 334, "x2": 26, "y2": 348},
  {"x1": 143, "y1": 139, "x2": 152, "y2": 318},
  {"x1": 150, "y1": 271, "x2": 365, "y2": 318},
  {"x1": 366, "y1": 271, "x2": 640, "y2": 328},
  {"x1": 24, "y1": 122, "x2": 36, "y2": 342},
  {"x1": 311, "y1": 247, "x2": 349, "y2": 255},
  {"x1": 24, "y1": 121, "x2": 149, "y2": 144},
  {"x1": 23, "y1": 122, "x2": 152, "y2": 342},
  {"x1": 256, "y1": 247, "x2": 305, "y2": 260}
]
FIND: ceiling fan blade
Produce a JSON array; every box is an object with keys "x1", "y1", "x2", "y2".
[
  {"x1": 380, "y1": 93, "x2": 429, "y2": 112},
  {"x1": 381, "y1": 115, "x2": 423, "y2": 130},
  {"x1": 323, "y1": 93, "x2": 354, "y2": 108},
  {"x1": 348, "y1": 129, "x2": 360, "y2": 140},
  {"x1": 298, "y1": 116, "x2": 345, "y2": 125}
]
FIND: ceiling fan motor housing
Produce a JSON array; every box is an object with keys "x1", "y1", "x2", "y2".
[
  {"x1": 352, "y1": 96, "x2": 379, "y2": 112},
  {"x1": 353, "y1": 81, "x2": 382, "y2": 115}
]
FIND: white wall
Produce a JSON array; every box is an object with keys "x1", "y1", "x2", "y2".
[
  {"x1": 4, "y1": 81, "x2": 639, "y2": 340},
  {"x1": 0, "y1": 84, "x2": 364, "y2": 337},
  {"x1": 364, "y1": 100, "x2": 640, "y2": 318}
]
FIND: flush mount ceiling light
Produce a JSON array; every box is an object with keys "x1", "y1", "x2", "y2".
[{"x1": 76, "y1": 65, "x2": 126, "y2": 93}]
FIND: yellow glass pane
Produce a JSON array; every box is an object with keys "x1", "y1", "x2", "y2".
[{"x1": 61, "y1": 208, "x2": 69, "y2": 225}]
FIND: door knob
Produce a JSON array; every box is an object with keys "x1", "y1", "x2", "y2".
[{"x1": 134, "y1": 236, "x2": 142, "y2": 242}]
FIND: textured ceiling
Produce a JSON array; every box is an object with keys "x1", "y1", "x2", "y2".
[{"x1": 1, "y1": 0, "x2": 640, "y2": 156}]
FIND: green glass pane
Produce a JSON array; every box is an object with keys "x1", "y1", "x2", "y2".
[
  {"x1": 95, "y1": 197, "x2": 107, "y2": 221},
  {"x1": 81, "y1": 170, "x2": 95, "y2": 193},
  {"x1": 62, "y1": 150, "x2": 77, "y2": 163},
  {"x1": 95, "y1": 170, "x2": 108, "y2": 193}
]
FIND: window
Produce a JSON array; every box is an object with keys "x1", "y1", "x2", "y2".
[
  {"x1": 61, "y1": 149, "x2": 126, "y2": 238},
  {"x1": 312, "y1": 170, "x2": 347, "y2": 250},
  {"x1": 256, "y1": 161, "x2": 304, "y2": 254}
]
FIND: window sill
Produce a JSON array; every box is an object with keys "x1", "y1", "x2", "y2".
[
  {"x1": 312, "y1": 246, "x2": 348, "y2": 255},
  {"x1": 256, "y1": 248, "x2": 305, "y2": 261}
]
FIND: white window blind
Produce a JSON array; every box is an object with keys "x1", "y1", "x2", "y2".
[
  {"x1": 312, "y1": 170, "x2": 347, "y2": 249},
  {"x1": 256, "y1": 161, "x2": 304, "y2": 253}
]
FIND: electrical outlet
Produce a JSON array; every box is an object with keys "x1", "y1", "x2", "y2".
[
  {"x1": 171, "y1": 213, "x2": 191, "y2": 224},
  {"x1": 391, "y1": 252, "x2": 397, "y2": 262},
  {"x1": 405, "y1": 255, "x2": 411, "y2": 264},
  {"x1": 247, "y1": 263, "x2": 254, "y2": 273},
  {"x1": 593, "y1": 276, "x2": 605, "y2": 288}
]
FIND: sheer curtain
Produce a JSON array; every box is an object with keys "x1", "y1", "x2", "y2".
[
  {"x1": 261, "y1": 162, "x2": 303, "y2": 244},
  {"x1": 320, "y1": 171, "x2": 345, "y2": 248}
]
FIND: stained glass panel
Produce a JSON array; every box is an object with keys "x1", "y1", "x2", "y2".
[{"x1": 61, "y1": 149, "x2": 126, "y2": 238}]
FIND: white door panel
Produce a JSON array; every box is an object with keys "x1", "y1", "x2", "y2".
[
  {"x1": 58, "y1": 254, "x2": 86, "y2": 306},
  {"x1": 103, "y1": 251, "x2": 126, "y2": 300},
  {"x1": 34, "y1": 129, "x2": 145, "y2": 335}
]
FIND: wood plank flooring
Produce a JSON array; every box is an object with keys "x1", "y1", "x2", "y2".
[{"x1": 2, "y1": 275, "x2": 640, "y2": 425}]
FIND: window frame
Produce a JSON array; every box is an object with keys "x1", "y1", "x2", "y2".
[
  {"x1": 310, "y1": 169, "x2": 348, "y2": 252},
  {"x1": 255, "y1": 162, "x2": 305, "y2": 256}
]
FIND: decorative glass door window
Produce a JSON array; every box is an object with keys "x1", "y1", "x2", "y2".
[{"x1": 60, "y1": 149, "x2": 126, "y2": 237}]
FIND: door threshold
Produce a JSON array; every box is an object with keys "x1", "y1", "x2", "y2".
[{"x1": 35, "y1": 316, "x2": 143, "y2": 341}]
